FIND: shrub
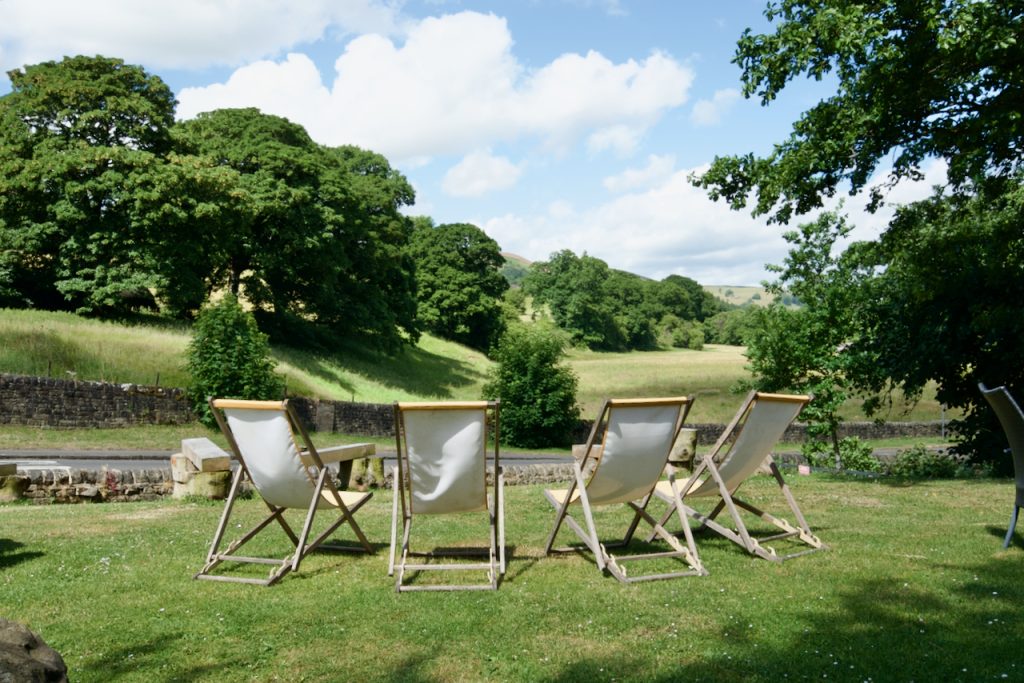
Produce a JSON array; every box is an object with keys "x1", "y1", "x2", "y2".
[
  {"x1": 186, "y1": 294, "x2": 284, "y2": 427},
  {"x1": 482, "y1": 323, "x2": 580, "y2": 448},
  {"x1": 888, "y1": 444, "x2": 960, "y2": 478},
  {"x1": 802, "y1": 436, "x2": 881, "y2": 472}
]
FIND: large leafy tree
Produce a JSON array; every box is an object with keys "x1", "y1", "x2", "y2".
[
  {"x1": 0, "y1": 56, "x2": 178, "y2": 313},
  {"x1": 697, "y1": 0, "x2": 1024, "y2": 469},
  {"x1": 408, "y1": 220, "x2": 508, "y2": 352},
  {"x1": 173, "y1": 109, "x2": 419, "y2": 349}
]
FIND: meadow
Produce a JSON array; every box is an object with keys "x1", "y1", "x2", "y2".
[
  {"x1": 1, "y1": 475, "x2": 1020, "y2": 681},
  {"x1": 0, "y1": 309, "x2": 951, "y2": 426}
]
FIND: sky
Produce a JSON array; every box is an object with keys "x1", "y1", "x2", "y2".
[{"x1": 0, "y1": 0, "x2": 946, "y2": 285}]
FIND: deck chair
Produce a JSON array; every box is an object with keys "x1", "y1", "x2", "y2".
[
  {"x1": 543, "y1": 397, "x2": 706, "y2": 583},
  {"x1": 650, "y1": 391, "x2": 825, "y2": 562},
  {"x1": 195, "y1": 399, "x2": 375, "y2": 586},
  {"x1": 978, "y1": 383, "x2": 1024, "y2": 548},
  {"x1": 390, "y1": 401, "x2": 505, "y2": 591}
]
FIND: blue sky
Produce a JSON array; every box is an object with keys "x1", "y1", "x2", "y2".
[{"x1": 0, "y1": 0, "x2": 944, "y2": 285}]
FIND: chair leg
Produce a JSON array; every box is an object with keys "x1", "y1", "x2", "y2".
[
  {"x1": 1004, "y1": 506, "x2": 1020, "y2": 549},
  {"x1": 388, "y1": 466, "x2": 400, "y2": 576}
]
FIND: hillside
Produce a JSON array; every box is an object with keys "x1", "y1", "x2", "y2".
[
  {"x1": 0, "y1": 308, "x2": 949, "y2": 424},
  {"x1": 704, "y1": 285, "x2": 775, "y2": 307}
]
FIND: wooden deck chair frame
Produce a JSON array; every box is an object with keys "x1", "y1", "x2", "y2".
[
  {"x1": 978, "y1": 383, "x2": 1024, "y2": 549},
  {"x1": 389, "y1": 401, "x2": 505, "y2": 592},
  {"x1": 195, "y1": 399, "x2": 375, "y2": 586},
  {"x1": 650, "y1": 391, "x2": 825, "y2": 563},
  {"x1": 543, "y1": 397, "x2": 706, "y2": 583}
]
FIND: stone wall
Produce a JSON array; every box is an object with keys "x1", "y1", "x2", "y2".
[
  {"x1": 0, "y1": 374, "x2": 192, "y2": 428},
  {"x1": 11, "y1": 468, "x2": 173, "y2": 504},
  {"x1": 0, "y1": 373, "x2": 945, "y2": 443}
]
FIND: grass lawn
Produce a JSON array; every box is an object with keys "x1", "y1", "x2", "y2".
[{"x1": 1, "y1": 475, "x2": 1020, "y2": 681}]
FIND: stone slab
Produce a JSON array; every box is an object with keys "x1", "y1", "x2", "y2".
[
  {"x1": 181, "y1": 437, "x2": 231, "y2": 472},
  {"x1": 0, "y1": 463, "x2": 15, "y2": 476},
  {"x1": 170, "y1": 453, "x2": 198, "y2": 484}
]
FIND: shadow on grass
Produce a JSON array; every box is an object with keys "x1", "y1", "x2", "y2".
[
  {"x1": 551, "y1": 553, "x2": 1022, "y2": 682},
  {"x1": 0, "y1": 538, "x2": 44, "y2": 569},
  {"x1": 84, "y1": 633, "x2": 241, "y2": 682},
  {"x1": 276, "y1": 339, "x2": 488, "y2": 400}
]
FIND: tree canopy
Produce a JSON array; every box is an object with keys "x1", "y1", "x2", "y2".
[
  {"x1": 0, "y1": 56, "x2": 420, "y2": 351},
  {"x1": 697, "y1": 0, "x2": 1024, "y2": 223},
  {"x1": 697, "y1": 0, "x2": 1024, "y2": 469},
  {"x1": 407, "y1": 220, "x2": 508, "y2": 352},
  {"x1": 523, "y1": 249, "x2": 721, "y2": 351}
]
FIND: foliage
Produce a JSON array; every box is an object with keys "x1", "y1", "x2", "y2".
[
  {"x1": 887, "y1": 444, "x2": 961, "y2": 479},
  {"x1": 696, "y1": 0, "x2": 1024, "y2": 223},
  {"x1": 483, "y1": 323, "x2": 580, "y2": 448},
  {"x1": 702, "y1": 307, "x2": 762, "y2": 346},
  {"x1": 0, "y1": 56, "x2": 177, "y2": 313},
  {"x1": 0, "y1": 56, "x2": 421, "y2": 351},
  {"x1": 524, "y1": 250, "x2": 719, "y2": 351},
  {"x1": 804, "y1": 436, "x2": 880, "y2": 473},
  {"x1": 173, "y1": 109, "x2": 419, "y2": 349},
  {"x1": 746, "y1": 213, "x2": 873, "y2": 469},
  {"x1": 850, "y1": 183, "x2": 1024, "y2": 475},
  {"x1": 696, "y1": 0, "x2": 1024, "y2": 469},
  {"x1": 185, "y1": 294, "x2": 284, "y2": 427},
  {"x1": 408, "y1": 220, "x2": 508, "y2": 352},
  {"x1": 659, "y1": 314, "x2": 704, "y2": 350}
]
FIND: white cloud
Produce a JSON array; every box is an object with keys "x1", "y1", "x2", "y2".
[
  {"x1": 482, "y1": 166, "x2": 781, "y2": 285},
  {"x1": 177, "y1": 12, "x2": 694, "y2": 160},
  {"x1": 442, "y1": 149, "x2": 524, "y2": 197},
  {"x1": 690, "y1": 88, "x2": 740, "y2": 126},
  {"x1": 479, "y1": 158, "x2": 952, "y2": 286},
  {"x1": 603, "y1": 154, "x2": 676, "y2": 193},
  {"x1": 0, "y1": 0, "x2": 402, "y2": 73},
  {"x1": 587, "y1": 125, "x2": 642, "y2": 156}
]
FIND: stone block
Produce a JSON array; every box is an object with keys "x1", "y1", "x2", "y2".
[
  {"x1": 170, "y1": 453, "x2": 198, "y2": 484},
  {"x1": 181, "y1": 437, "x2": 231, "y2": 472},
  {"x1": 0, "y1": 463, "x2": 15, "y2": 476},
  {"x1": 0, "y1": 475, "x2": 29, "y2": 502},
  {"x1": 173, "y1": 470, "x2": 232, "y2": 500}
]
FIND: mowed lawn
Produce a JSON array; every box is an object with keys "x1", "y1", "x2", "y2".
[{"x1": 1, "y1": 475, "x2": 1020, "y2": 682}]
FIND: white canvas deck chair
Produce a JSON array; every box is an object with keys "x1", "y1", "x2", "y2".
[
  {"x1": 650, "y1": 391, "x2": 825, "y2": 562},
  {"x1": 195, "y1": 399, "x2": 375, "y2": 586},
  {"x1": 978, "y1": 383, "x2": 1024, "y2": 549},
  {"x1": 389, "y1": 401, "x2": 505, "y2": 592},
  {"x1": 543, "y1": 397, "x2": 706, "y2": 583}
]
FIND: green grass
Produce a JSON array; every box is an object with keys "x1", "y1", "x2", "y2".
[
  {"x1": 1, "y1": 476, "x2": 1020, "y2": 681},
  {"x1": 0, "y1": 308, "x2": 954, "y2": 426}
]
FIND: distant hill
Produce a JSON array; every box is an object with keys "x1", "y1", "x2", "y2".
[
  {"x1": 500, "y1": 252, "x2": 532, "y2": 286},
  {"x1": 704, "y1": 285, "x2": 775, "y2": 308}
]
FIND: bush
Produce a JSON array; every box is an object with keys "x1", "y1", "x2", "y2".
[
  {"x1": 482, "y1": 323, "x2": 580, "y2": 448},
  {"x1": 802, "y1": 436, "x2": 881, "y2": 472},
  {"x1": 888, "y1": 444, "x2": 960, "y2": 478},
  {"x1": 186, "y1": 294, "x2": 285, "y2": 427}
]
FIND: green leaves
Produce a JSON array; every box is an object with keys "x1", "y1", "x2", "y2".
[{"x1": 185, "y1": 294, "x2": 284, "y2": 427}]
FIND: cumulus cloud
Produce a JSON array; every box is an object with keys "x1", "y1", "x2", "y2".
[
  {"x1": 603, "y1": 154, "x2": 677, "y2": 193},
  {"x1": 690, "y1": 88, "x2": 740, "y2": 126},
  {"x1": 442, "y1": 149, "x2": 524, "y2": 197},
  {"x1": 177, "y1": 11, "x2": 694, "y2": 161},
  {"x1": 480, "y1": 158, "x2": 952, "y2": 286},
  {"x1": 0, "y1": 0, "x2": 402, "y2": 73}
]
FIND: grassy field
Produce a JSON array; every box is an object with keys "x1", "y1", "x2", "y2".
[
  {"x1": 0, "y1": 308, "x2": 952, "y2": 426},
  {"x1": 1, "y1": 476, "x2": 1020, "y2": 681}
]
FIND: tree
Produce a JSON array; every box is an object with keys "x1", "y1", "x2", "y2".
[
  {"x1": 0, "y1": 56, "x2": 178, "y2": 313},
  {"x1": 523, "y1": 250, "x2": 624, "y2": 350},
  {"x1": 408, "y1": 220, "x2": 508, "y2": 351},
  {"x1": 745, "y1": 213, "x2": 876, "y2": 469},
  {"x1": 186, "y1": 294, "x2": 285, "y2": 427},
  {"x1": 173, "y1": 109, "x2": 419, "y2": 349},
  {"x1": 697, "y1": 0, "x2": 1024, "y2": 223},
  {"x1": 483, "y1": 323, "x2": 580, "y2": 448},
  {"x1": 696, "y1": 0, "x2": 1024, "y2": 467}
]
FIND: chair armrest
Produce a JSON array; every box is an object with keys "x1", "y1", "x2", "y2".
[{"x1": 300, "y1": 443, "x2": 376, "y2": 465}]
